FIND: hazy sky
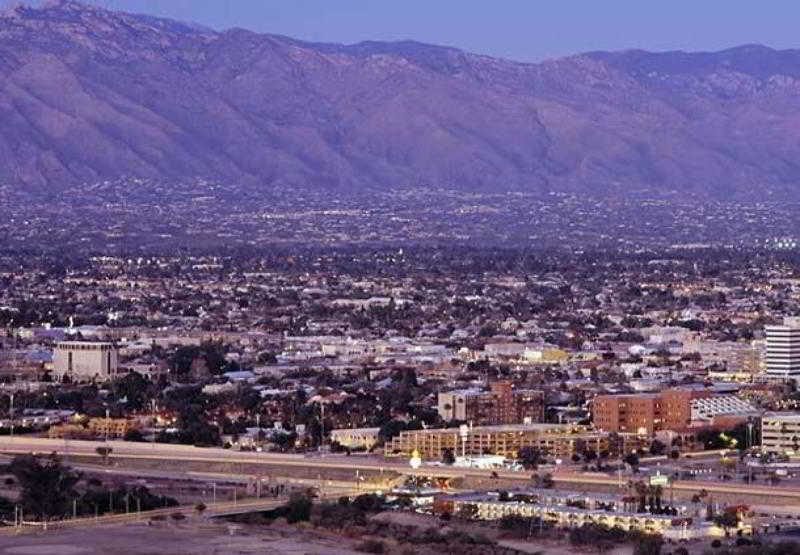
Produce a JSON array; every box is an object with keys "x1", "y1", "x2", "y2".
[{"x1": 9, "y1": 1, "x2": 800, "y2": 62}]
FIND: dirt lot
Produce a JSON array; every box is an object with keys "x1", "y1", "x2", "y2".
[{"x1": 0, "y1": 518, "x2": 362, "y2": 555}]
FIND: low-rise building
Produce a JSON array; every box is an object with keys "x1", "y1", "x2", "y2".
[
  {"x1": 433, "y1": 490, "x2": 698, "y2": 538},
  {"x1": 329, "y1": 426, "x2": 381, "y2": 450},
  {"x1": 761, "y1": 412, "x2": 800, "y2": 453},
  {"x1": 86, "y1": 417, "x2": 138, "y2": 438},
  {"x1": 389, "y1": 423, "x2": 642, "y2": 460}
]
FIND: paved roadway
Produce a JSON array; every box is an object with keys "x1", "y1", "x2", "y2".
[
  {"x1": 2, "y1": 437, "x2": 798, "y2": 504},
  {"x1": 0, "y1": 488, "x2": 359, "y2": 535}
]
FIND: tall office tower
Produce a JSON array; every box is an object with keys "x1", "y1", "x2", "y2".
[{"x1": 765, "y1": 317, "x2": 800, "y2": 380}]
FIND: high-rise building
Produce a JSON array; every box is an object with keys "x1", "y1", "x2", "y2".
[{"x1": 765, "y1": 318, "x2": 800, "y2": 380}]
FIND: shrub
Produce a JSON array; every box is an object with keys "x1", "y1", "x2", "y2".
[{"x1": 356, "y1": 539, "x2": 385, "y2": 554}]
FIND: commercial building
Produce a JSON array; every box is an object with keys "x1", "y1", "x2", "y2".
[
  {"x1": 765, "y1": 318, "x2": 800, "y2": 381},
  {"x1": 329, "y1": 427, "x2": 381, "y2": 450},
  {"x1": 437, "y1": 381, "x2": 544, "y2": 425},
  {"x1": 761, "y1": 412, "x2": 800, "y2": 453},
  {"x1": 593, "y1": 388, "x2": 714, "y2": 435},
  {"x1": 690, "y1": 396, "x2": 759, "y2": 423},
  {"x1": 389, "y1": 423, "x2": 643, "y2": 461},
  {"x1": 53, "y1": 341, "x2": 119, "y2": 381}
]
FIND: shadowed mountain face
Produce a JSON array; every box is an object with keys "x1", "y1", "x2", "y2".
[{"x1": 4, "y1": 1, "x2": 800, "y2": 199}]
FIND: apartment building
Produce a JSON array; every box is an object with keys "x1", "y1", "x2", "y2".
[{"x1": 437, "y1": 381, "x2": 544, "y2": 425}]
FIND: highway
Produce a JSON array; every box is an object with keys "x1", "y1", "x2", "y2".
[{"x1": 3, "y1": 437, "x2": 800, "y2": 505}]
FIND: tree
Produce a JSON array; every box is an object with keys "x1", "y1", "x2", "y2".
[
  {"x1": 518, "y1": 446, "x2": 545, "y2": 470},
  {"x1": 123, "y1": 429, "x2": 146, "y2": 442},
  {"x1": 532, "y1": 473, "x2": 554, "y2": 489},
  {"x1": 457, "y1": 504, "x2": 478, "y2": 520},
  {"x1": 285, "y1": 492, "x2": 313, "y2": 523},
  {"x1": 95, "y1": 446, "x2": 113, "y2": 465},
  {"x1": 442, "y1": 448, "x2": 456, "y2": 465},
  {"x1": 649, "y1": 439, "x2": 666, "y2": 456},
  {"x1": 713, "y1": 510, "x2": 739, "y2": 536},
  {"x1": 10, "y1": 453, "x2": 80, "y2": 520},
  {"x1": 624, "y1": 452, "x2": 640, "y2": 470},
  {"x1": 632, "y1": 534, "x2": 663, "y2": 555}
]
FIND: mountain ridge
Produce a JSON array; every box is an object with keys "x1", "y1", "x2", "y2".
[{"x1": 3, "y1": 1, "x2": 800, "y2": 199}]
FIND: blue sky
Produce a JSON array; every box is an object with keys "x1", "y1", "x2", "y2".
[{"x1": 8, "y1": 1, "x2": 800, "y2": 62}]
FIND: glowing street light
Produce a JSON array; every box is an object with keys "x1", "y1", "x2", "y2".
[{"x1": 409, "y1": 449, "x2": 422, "y2": 470}]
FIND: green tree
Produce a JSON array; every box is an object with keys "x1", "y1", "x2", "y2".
[
  {"x1": 632, "y1": 533, "x2": 663, "y2": 555},
  {"x1": 95, "y1": 446, "x2": 113, "y2": 465},
  {"x1": 442, "y1": 448, "x2": 456, "y2": 465},
  {"x1": 285, "y1": 492, "x2": 313, "y2": 523},
  {"x1": 10, "y1": 454, "x2": 81, "y2": 520},
  {"x1": 713, "y1": 510, "x2": 739, "y2": 536},
  {"x1": 457, "y1": 504, "x2": 478, "y2": 520}
]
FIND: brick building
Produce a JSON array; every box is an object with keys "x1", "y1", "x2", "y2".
[
  {"x1": 437, "y1": 381, "x2": 544, "y2": 425},
  {"x1": 592, "y1": 388, "x2": 714, "y2": 435}
]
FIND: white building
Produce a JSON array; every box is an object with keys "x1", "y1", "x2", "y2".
[
  {"x1": 53, "y1": 341, "x2": 119, "y2": 381},
  {"x1": 690, "y1": 395, "x2": 759, "y2": 422},
  {"x1": 329, "y1": 427, "x2": 381, "y2": 450},
  {"x1": 765, "y1": 318, "x2": 800, "y2": 380}
]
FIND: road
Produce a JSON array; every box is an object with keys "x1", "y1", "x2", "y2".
[
  {"x1": 0, "y1": 487, "x2": 360, "y2": 535},
  {"x1": 3, "y1": 437, "x2": 799, "y2": 504}
]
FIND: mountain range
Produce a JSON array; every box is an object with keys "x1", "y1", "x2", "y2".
[{"x1": 4, "y1": 0, "x2": 800, "y2": 199}]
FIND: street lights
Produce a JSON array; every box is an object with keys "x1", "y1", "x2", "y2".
[
  {"x1": 8, "y1": 393, "x2": 13, "y2": 439},
  {"x1": 256, "y1": 413, "x2": 261, "y2": 449},
  {"x1": 459, "y1": 424, "x2": 469, "y2": 459},
  {"x1": 105, "y1": 408, "x2": 110, "y2": 443}
]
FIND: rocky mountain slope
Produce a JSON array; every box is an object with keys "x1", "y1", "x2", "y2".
[{"x1": 4, "y1": 1, "x2": 800, "y2": 199}]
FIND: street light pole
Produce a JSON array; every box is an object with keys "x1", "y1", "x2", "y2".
[
  {"x1": 319, "y1": 402, "x2": 325, "y2": 452},
  {"x1": 9, "y1": 393, "x2": 14, "y2": 439}
]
